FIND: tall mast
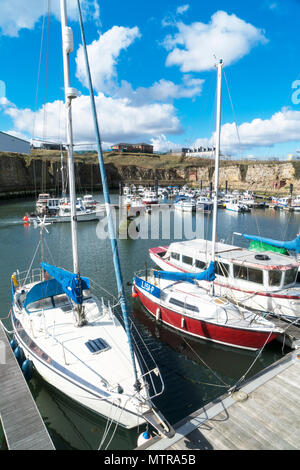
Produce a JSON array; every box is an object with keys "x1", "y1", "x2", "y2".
[
  {"x1": 76, "y1": 0, "x2": 139, "y2": 386},
  {"x1": 60, "y1": 0, "x2": 79, "y2": 274},
  {"x1": 211, "y1": 59, "x2": 223, "y2": 265},
  {"x1": 60, "y1": 0, "x2": 85, "y2": 325}
]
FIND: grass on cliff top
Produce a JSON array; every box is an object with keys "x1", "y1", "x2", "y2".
[{"x1": 21, "y1": 149, "x2": 210, "y2": 169}]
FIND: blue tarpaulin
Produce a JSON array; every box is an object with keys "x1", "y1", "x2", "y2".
[
  {"x1": 242, "y1": 233, "x2": 300, "y2": 253},
  {"x1": 41, "y1": 262, "x2": 90, "y2": 304},
  {"x1": 154, "y1": 261, "x2": 215, "y2": 283},
  {"x1": 24, "y1": 278, "x2": 65, "y2": 308}
]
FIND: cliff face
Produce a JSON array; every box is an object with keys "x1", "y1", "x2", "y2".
[
  {"x1": 184, "y1": 162, "x2": 299, "y2": 193},
  {"x1": 0, "y1": 153, "x2": 299, "y2": 197},
  {"x1": 0, "y1": 154, "x2": 120, "y2": 196}
]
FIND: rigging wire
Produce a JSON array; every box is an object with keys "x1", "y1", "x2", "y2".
[
  {"x1": 223, "y1": 69, "x2": 242, "y2": 154},
  {"x1": 31, "y1": 0, "x2": 47, "y2": 199}
]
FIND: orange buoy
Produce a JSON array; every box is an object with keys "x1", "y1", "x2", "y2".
[{"x1": 132, "y1": 286, "x2": 138, "y2": 298}]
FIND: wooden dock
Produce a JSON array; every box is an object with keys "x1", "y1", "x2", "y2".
[
  {"x1": 138, "y1": 349, "x2": 300, "y2": 450},
  {"x1": 0, "y1": 322, "x2": 55, "y2": 450}
]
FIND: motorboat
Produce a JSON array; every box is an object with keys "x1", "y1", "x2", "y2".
[
  {"x1": 149, "y1": 238, "x2": 300, "y2": 319},
  {"x1": 196, "y1": 196, "x2": 213, "y2": 212},
  {"x1": 142, "y1": 190, "x2": 158, "y2": 205},
  {"x1": 174, "y1": 198, "x2": 196, "y2": 212}
]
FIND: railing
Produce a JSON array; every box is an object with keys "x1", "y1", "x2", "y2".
[
  {"x1": 15, "y1": 268, "x2": 43, "y2": 287},
  {"x1": 134, "y1": 267, "x2": 157, "y2": 283},
  {"x1": 129, "y1": 313, "x2": 165, "y2": 400}
]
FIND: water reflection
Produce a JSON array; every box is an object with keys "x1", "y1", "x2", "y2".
[{"x1": 29, "y1": 374, "x2": 141, "y2": 450}]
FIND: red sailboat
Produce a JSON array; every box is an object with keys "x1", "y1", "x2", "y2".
[{"x1": 132, "y1": 60, "x2": 282, "y2": 351}]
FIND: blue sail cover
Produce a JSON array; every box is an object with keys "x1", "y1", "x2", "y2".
[
  {"x1": 24, "y1": 278, "x2": 65, "y2": 309},
  {"x1": 41, "y1": 262, "x2": 90, "y2": 304},
  {"x1": 154, "y1": 261, "x2": 215, "y2": 283},
  {"x1": 242, "y1": 233, "x2": 300, "y2": 253}
]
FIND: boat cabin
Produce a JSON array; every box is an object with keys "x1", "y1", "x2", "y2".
[{"x1": 151, "y1": 240, "x2": 300, "y2": 292}]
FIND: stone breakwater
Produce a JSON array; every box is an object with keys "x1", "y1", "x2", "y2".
[{"x1": 0, "y1": 153, "x2": 299, "y2": 197}]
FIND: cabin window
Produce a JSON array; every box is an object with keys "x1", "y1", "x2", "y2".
[
  {"x1": 269, "y1": 270, "x2": 282, "y2": 287},
  {"x1": 233, "y1": 265, "x2": 247, "y2": 280},
  {"x1": 169, "y1": 297, "x2": 199, "y2": 312},
  {"x1": 248, "y1": 268, "x2": 263, "y2": 284},
  {"x1": 182, "y1": 255, "x2": 193, "y2": 266},
  {"x1": 185, "y1": 303, "x2": 199, "y2": 313},
  {"x1": 195, "y1": 259, "x2": 206, "y2": 269},
  {"x1": 215, "y1": 262, "x2": 229, "y2": 277},
  {"x1": 171, "y1": 252, "x2": 180, "y2": 261},
  {"x1": 169, "y1": 297, "x2": 185, "y2": 308},
  {"x1": 233, "y1": 264, "x2": 263, "y2": 284},
  {"x1": 284, "y1": 268, "x2": 298, "y2": 285}
]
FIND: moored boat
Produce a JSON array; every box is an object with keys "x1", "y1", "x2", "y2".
[
  {"x1": 149, "y1": 239, "x2": 300, "y2": 319},
  {"x1": 132, "y1": 263, "x2": 282, "y2": 351},
  {"x1": 134, "y1": 59, "x2": 283, "y2": 350}
]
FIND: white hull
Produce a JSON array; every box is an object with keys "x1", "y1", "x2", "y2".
[
  {"x1": 29, "y1": 209, "x2": 104, "y2": 224},
  {"x1": 13, "y1": 324, "x2": 146, "y2": 428},
  {"x1": 11, "y1": 284, "x2": 152, "y2": 429}
]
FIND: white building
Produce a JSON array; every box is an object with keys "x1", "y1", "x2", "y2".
[
  {"x1": 185, "y1": 146, "x2": 216, "y2": 158},
  {"x1": 0, "y1": 131, "x2": 30, "y2": 154}
]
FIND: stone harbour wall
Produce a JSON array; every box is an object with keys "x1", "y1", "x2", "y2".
[{"x1": 0, "y1": 152, "x2": 299, "y2": 197}]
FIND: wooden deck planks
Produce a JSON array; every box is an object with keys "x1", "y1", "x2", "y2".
[
  {"x1": 138, "y1": 350, "x2": 300, "y2": 451},
  {"x1": 0, "y1": 322, "x2": 55, "y2": 450}
]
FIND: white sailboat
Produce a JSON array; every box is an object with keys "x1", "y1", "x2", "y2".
[{"x1": 10, "y1": 0, "x2": 173, "y2": 438}]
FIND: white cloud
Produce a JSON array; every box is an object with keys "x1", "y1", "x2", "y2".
[
  {"x1": 75, "y1": 24, "x2": 204, "y2": 105},
  {"x1": 0, "y1": 0, "x2": 100, "y2": 37},
  {"x1": 116, "y1": 75, "x2": 204, "y2": 105},
  {"x1": 75, "y1": 25, "x2": 141, "y2": 94},
  {"x1": 268, "y1": 2, "x2": 279, "y2": 10},
  {"x1": 163, "y1": 10, "x2": 268, "y2": 72},
  {"x1": 176, "y1": 5, "x2": 190, "y2": 15},
  {"x1": 151, "y1": 134, "x2": 182, "y2": 152},
  {"x1": 194, "y1": 108, "x2": 300, "y2": 153},
  {"x1": 2, "y1": 93, "x2": 182, "y2": 146}
]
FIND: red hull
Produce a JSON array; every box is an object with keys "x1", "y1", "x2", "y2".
[{"x1": 135, "y1": 285, "x2": 280, "y2": 350}]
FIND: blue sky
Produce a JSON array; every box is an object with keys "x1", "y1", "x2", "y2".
[{"x1": 1, "y1": 0, "x2": 300, "y2": 158}]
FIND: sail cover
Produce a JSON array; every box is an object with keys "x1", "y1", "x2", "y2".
[
  {"x1": 41, "y1": 262, "x2": 90, "y2": 304},
  {"x1": 242, "y1": 233, "x2": 300, "y2": 253},
  {"x1": 154, "y1": 261, "x2": 215, "y2": 283},
  {"x1": 24, "y1": 278, "x2": 65, "y2": 309}
]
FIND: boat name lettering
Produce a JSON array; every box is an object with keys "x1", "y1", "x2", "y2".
[{"x1": 141, "y1": 281, "x2": 155, "y2": 293}]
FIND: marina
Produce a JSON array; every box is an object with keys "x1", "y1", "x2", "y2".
[
  {"x1": 0, "y1": 194, "x2": 299, "y2": 450},
  {"x1": 0, "y1": 0, "x2": 300, "y2": 454}
]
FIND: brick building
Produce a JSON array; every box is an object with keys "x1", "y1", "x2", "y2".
[{"x1": 111, "y1": 142, "x2": 153, "y2": 154}]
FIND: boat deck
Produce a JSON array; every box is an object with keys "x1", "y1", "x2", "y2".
[
  {"x1": 0, "y1": 322, "x2": 55, "y2": 450},
  {"x1": 137, "y1": 349, "x2": 300, "y2": 450}
]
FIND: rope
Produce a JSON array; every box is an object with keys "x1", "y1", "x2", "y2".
[
  {"x1": 0, "y1": 309, "x2": 12, "y2": 321},
  {"x1": 229, "y1": 328, "x2": 276, "y2": 392},
  {"x1": 223, "y1": 70, "x2": 242, "y2": 154},
  {"x1": 98, "y1": 397, "x2": 130, "y2": 450}
]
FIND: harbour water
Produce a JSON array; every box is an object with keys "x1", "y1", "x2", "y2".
[{"x1": 0, "y1": 193, "x2": 299, "y2": 450}]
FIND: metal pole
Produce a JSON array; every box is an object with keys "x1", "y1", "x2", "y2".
[
  {"x1": 211, "y1": 59, "x2": 223, "y2": 264},
  {"x1": 76, "y1": 0, "x2": 139, "y2": 386},
  {"x1": 59, "y1": 0, "x2": 79, "y2": 275}
]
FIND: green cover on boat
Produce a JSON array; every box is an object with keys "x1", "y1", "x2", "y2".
[{"x1": 249, "y1": 240, "x2": 289, "y2": 255}]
